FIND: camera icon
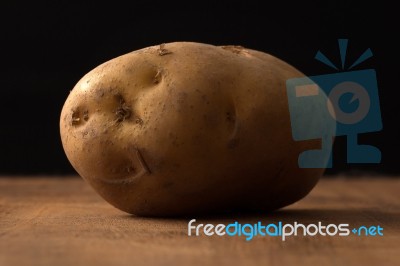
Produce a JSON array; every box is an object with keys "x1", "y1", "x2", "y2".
[{"x1": 286, "y1": 40, "x2": 382, "y2": 168}]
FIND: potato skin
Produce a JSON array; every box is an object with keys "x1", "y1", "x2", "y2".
[{"x1": 60, "y1": 42, "x2": 331, "y2": 216}]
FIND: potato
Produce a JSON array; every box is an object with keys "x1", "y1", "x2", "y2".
[{"x1": 60, "y1": 42, "x2": 333, "y2": 216}]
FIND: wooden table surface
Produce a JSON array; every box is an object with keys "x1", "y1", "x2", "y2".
[{"x1": 0, "y1": 176, "x2": 399, "y2": 266}]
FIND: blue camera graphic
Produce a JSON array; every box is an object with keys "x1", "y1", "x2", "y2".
[{"x1": 286, "y1": 39, "x2": 382, "y2": 168}]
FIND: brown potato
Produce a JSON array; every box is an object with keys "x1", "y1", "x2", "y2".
[{"x1": 60, "y1": 42, "x2": 332, "y2": 216}]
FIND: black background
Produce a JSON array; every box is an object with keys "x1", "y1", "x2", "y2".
[{"x1": 0, "y1": 1, "x2": 398, "y2": 175}]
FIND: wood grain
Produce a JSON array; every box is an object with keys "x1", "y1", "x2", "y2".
[{"x1": 0, "y1": 176, "x2": 399, "y2": 266}]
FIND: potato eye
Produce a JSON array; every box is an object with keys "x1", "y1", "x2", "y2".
[
  {"x1": 115, "y1": 105, "x2": 131, "y2": 122},
  {"x1": 71, "y1": 108, "x2": 89, "y2": 126},
  {"x1": 114, "y1": 93, "x2": 131, "y2": 123}
]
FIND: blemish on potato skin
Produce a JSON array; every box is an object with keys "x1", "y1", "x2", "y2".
[
  {"x1": 71, "y1": 109, "x2": 81, "y2": 126},
  {"x1": 83, "y1": 110, "x2": 89, "y2": 121},
  {"x1": 97, "y1": 147, "x2": 152, "y2": 185},
  {"x1": 70, "y1": 107, "x2": 90, "y2": 126},
  {"x1": 115, "y1": 106, "x2": 131, "y2": 122},
  {"x1": 135, "y1": 118, "x2": 144, "y2": 125},
  {"x1": 114, "y1": 94, "x2": 131, "y2": 123},
  {"x1": 82, "y1": 131, "x2": 89, "y2": 138},
  {"x1": 158, "y1": 43, "x2": 172, "y2": 56},
  {"x1": 220, "y1": 45, "x2": 244, "y2": 53},
  {"x1": 154, "y1": 69, "x2": 163, "y2": 84},
  {"x1": 220, "y1": 45, "x2": 252, "y2": 59}
]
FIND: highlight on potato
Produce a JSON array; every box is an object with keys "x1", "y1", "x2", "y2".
[{"x1": 60, "y1": 42, "x2": 334, "y2": 216}]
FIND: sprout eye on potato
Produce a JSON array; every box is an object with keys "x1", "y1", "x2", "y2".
[{"x1": 60, "y1": 42, "x2": 333, "y2": 216}]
